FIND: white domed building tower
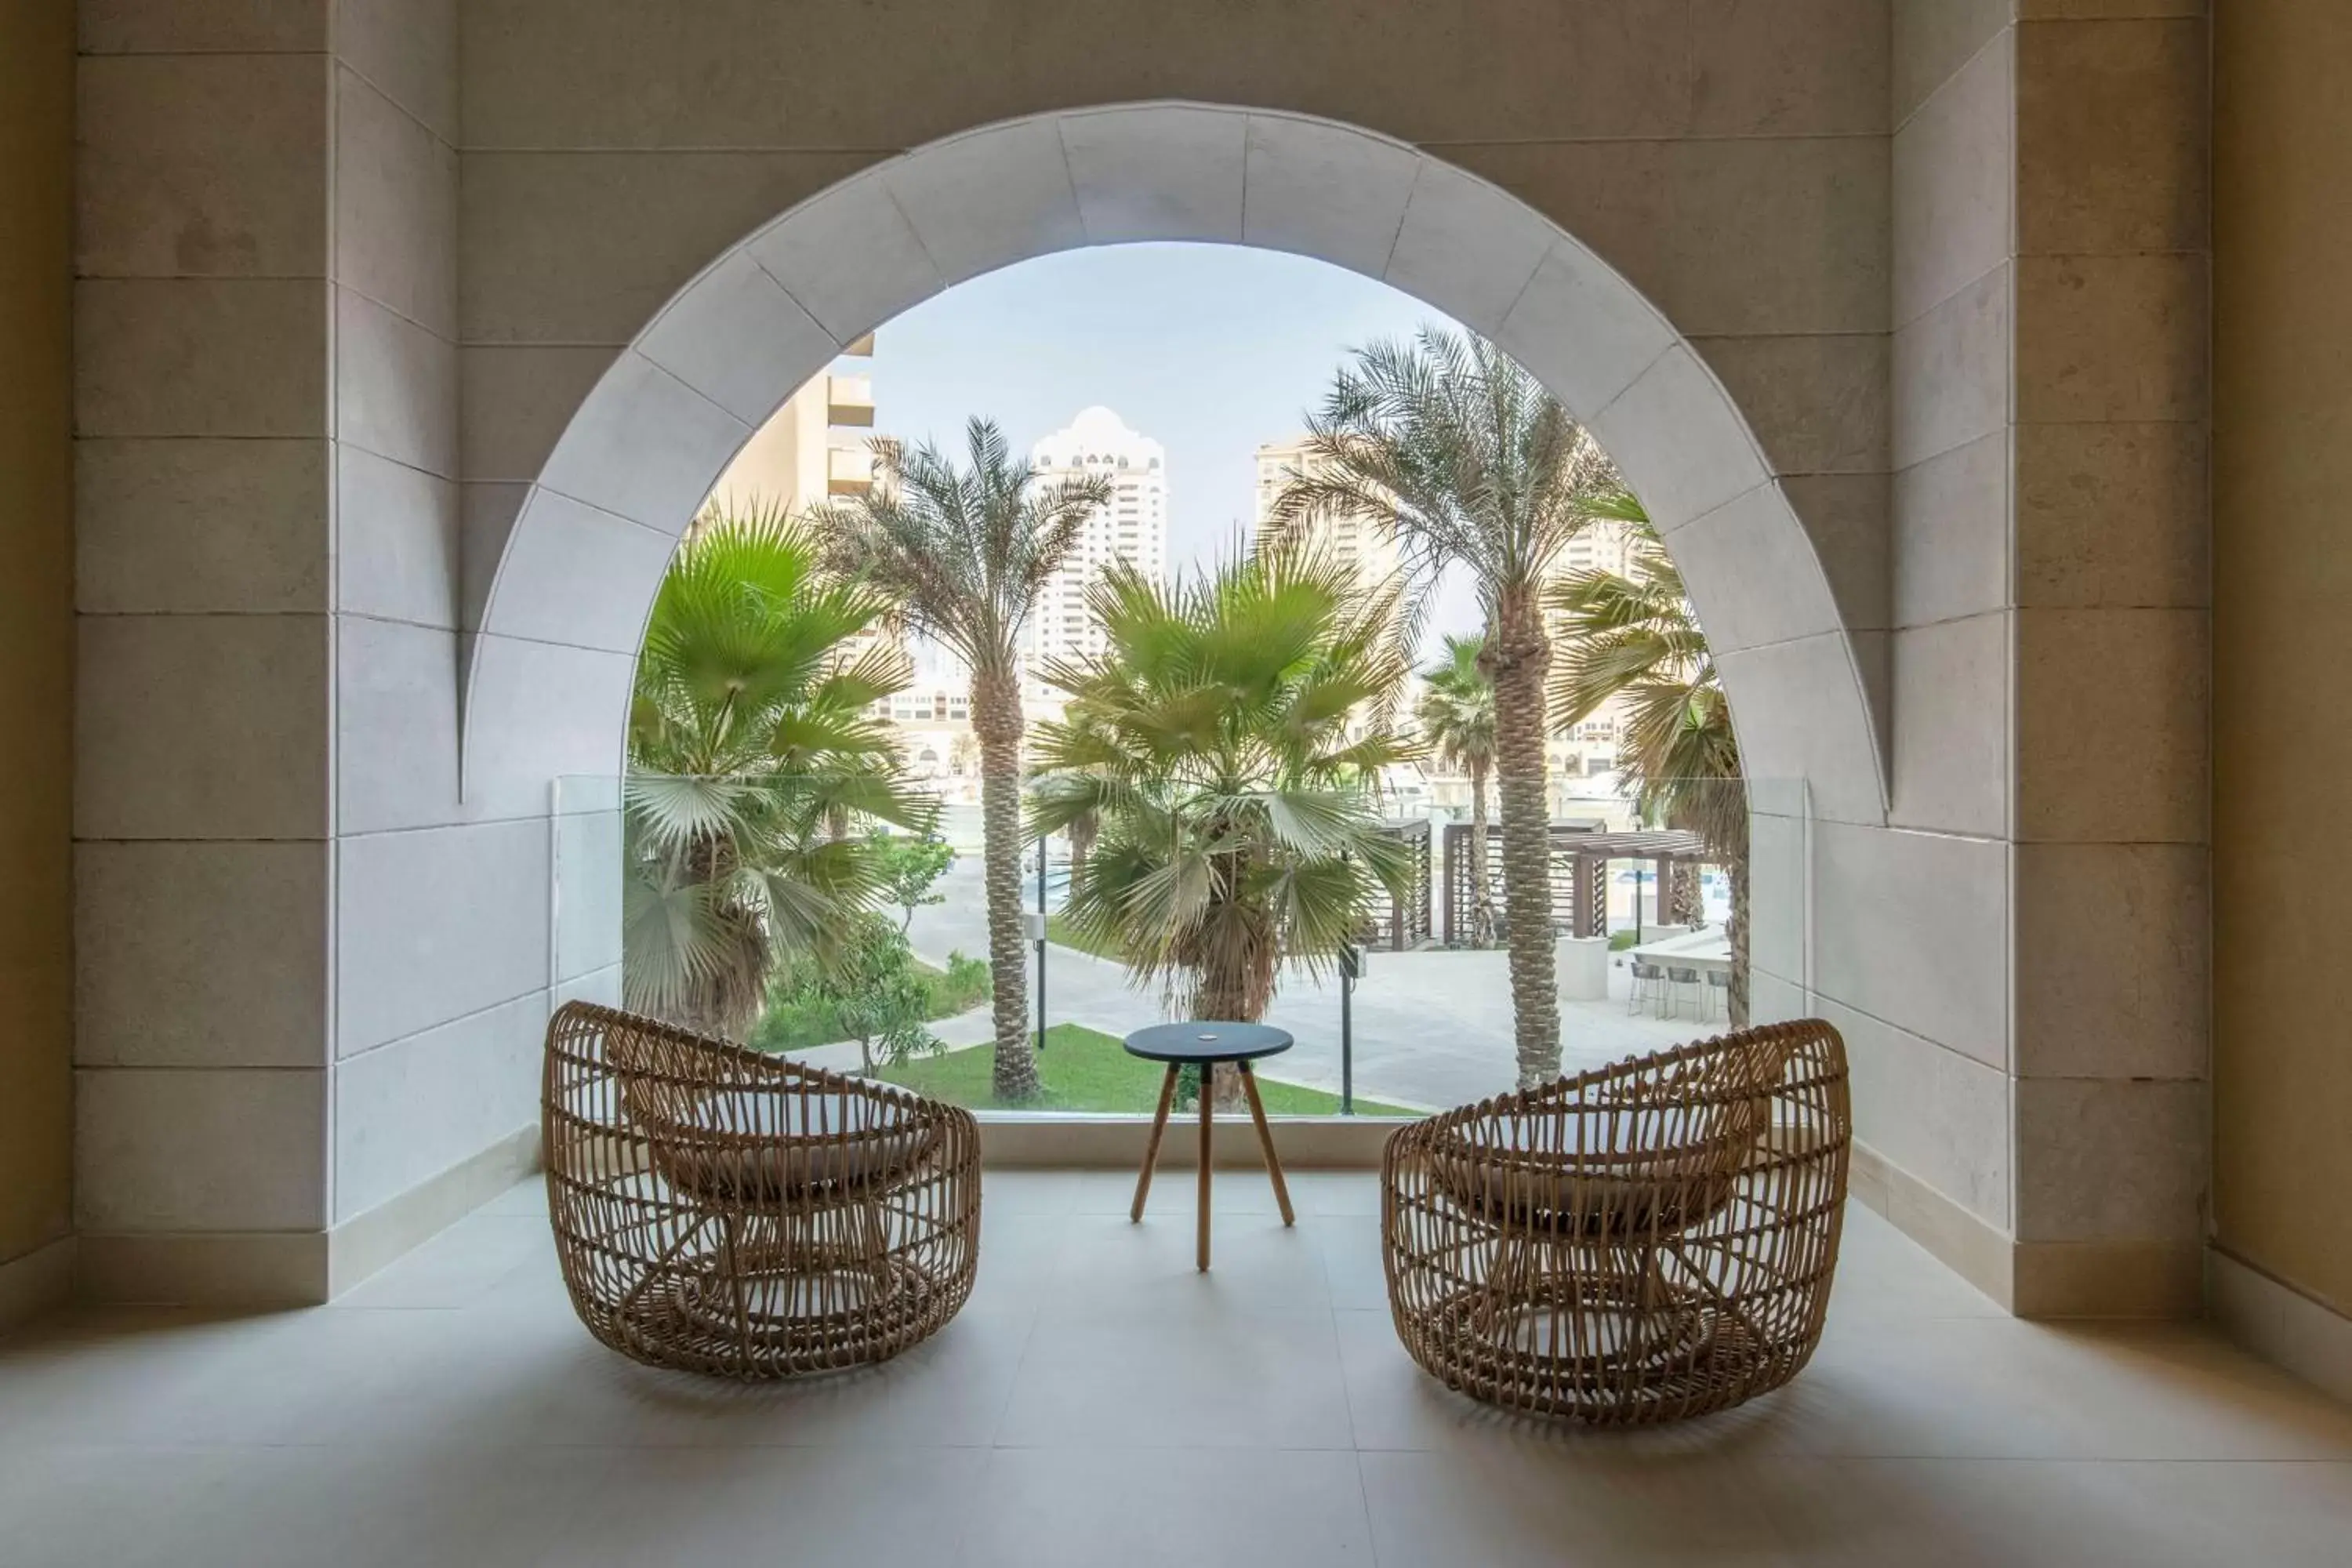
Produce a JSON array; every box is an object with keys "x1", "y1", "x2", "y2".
[{"x1": 1025, "y1": 407, "x2": 1168, "y2": 679}]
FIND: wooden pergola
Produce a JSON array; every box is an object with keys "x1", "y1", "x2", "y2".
[
  {"x1": 1356, "y1": 818, "x2": 1433, "y2": 951},
  {"x1": 1442, "y1": 823, "x2": 1714, "y2": 943}
]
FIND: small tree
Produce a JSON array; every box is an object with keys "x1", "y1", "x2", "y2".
[
  {"x1": 784, "y1": 913, "x2": 942, "y2": 1076},
  {"x1": 869, "y1": 830, "x2": 955, "y2": 934}
]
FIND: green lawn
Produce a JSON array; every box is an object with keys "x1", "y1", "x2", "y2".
[
  {"x1": 872, "y1": 1022, "x2": 1418, "y2": 1116},
  {"x1": 749, "y1": 952, "x2": 990, "y2": 1054},
  {"x1": 1044, "y1": 913, "x2": 1121, "y2": 961}
]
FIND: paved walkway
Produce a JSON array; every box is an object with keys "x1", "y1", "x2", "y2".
[{"x1": 799, "y1": 858, "x2": 1703, "y2": 1109}]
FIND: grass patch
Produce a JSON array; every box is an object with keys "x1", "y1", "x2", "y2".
[
  {"x1": 750, "y1": 950, "x2": 991, "y2": 1054},
  {"x1": 1044, "y1": 913, "x2": 1122, "y2": 961},
  {"x1": 872, "y1": 1022, "x2": 1418, "y2": 1116}
]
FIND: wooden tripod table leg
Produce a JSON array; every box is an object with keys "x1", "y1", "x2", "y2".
[
  {"x1": 1131, "y1": 1064, "x2": 1179, "y2": 1222},
  {"x1": 1239, "y1": 1062, "x2": 1296, "y2": 1226},
  {"x1": 1197, "y1": 1064, "x2": 1214, "y2": 1271}
]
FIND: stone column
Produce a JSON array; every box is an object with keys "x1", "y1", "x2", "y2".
[
  {"x1": 72, "y1": 0, "x2": 508, "y2": 1305},
  {"x1": 74, "y1": 1, "x2": 339, "y2": 1301},
  {"x1": 1883, "y1": 0, "x2": 2210, "y2": 1315},
  {"x1": 2006, "y1": 8, "x2": 2210, "y2": 1316}
]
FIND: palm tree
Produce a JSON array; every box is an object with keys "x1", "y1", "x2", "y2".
[
  {"x1": 1029, "y1": 700, "x2": 1117, "y2": 883},
  {"x1": 625, "y1": 505, "x2": 932, "y2": 1038},
  {"x1": 1272, "y1": 326, "x2": 1617, "y2": 1089},
  {"x1": 1029, "y1": 546, "x2": 1417, "y2": 1104},
  {"x1": 1418, "y1": 633, "x2": 1499, "y2": 948},
  {"x1": 1547, "y1": 491, "x2": 1748, "y2": 1025},
  {"x1": 822, "y1": 420, "x2": 1112, "y2": 1102}
]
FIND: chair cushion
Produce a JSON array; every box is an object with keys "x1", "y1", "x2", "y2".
[
  {"x1": 1422, "y1": 1100, "x2": 1766, "y2": 1237},
  {"x1": 627, "y1": 1088, "x2": 935, "y2": 1201}
]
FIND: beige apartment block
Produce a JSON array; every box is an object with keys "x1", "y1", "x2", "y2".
[
  {"x1": 1252, "y1": 434, "x2": 1399, "y2": 586},
  {"x1": 709, "y1": 336, "x2": 878, "y2": 517}
]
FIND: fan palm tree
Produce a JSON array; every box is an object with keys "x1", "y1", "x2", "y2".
[
  {"x1": 625, "y1": 505, "x2": 932, "y2": 1038},
  {"x1": 1272, "y1": 326, "x2": 1617, "y2": 1088},
  {"x1": 1033, "y1": 701, "x2": 1116, "y2": 880},
  {"x1": 822, "y1": 420, "x2": 1112, "y2": 1102},
  {"x1": 1547, "y1": 491, "x2": 1748, "y2": 1024},
  {"x1": 1418, "y1": 633, "x2": 1499, "y2": 948},
  {"x1": 1029, "y1": 546, "x2": 1417, "y2": 1104}
]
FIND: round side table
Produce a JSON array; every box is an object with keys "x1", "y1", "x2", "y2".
[{"x1": 1121, "y1": 1022, "x2": 1297, "y2": 1271}]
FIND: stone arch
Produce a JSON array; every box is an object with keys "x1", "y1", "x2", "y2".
[{"x1": 463, "y1": 103, "x2": 1888, "y2": 828}]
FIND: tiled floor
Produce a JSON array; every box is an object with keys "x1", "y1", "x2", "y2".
[{"x1": 5, "y1": 1171, "x2": 2351, "y2": 1566}]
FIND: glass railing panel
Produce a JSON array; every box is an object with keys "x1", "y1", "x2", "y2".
[
  {"x1": 557, "y1": 769, "x2": 1812, "y2": 1121},
  {"x1": 550, "y1": 773, "x2": 623, "y2": 1011}
]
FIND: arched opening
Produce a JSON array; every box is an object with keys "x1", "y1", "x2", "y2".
[
  {"x1": 465, "y1": 105, "x2": 1886, "y2": 831},
  {"x1": 481, "y1": 102, "x2": 1883, "y2": 1116}
]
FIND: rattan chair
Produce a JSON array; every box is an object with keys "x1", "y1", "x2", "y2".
[
  {"x1": 1382, "y1": 1018, "x2": 1849, "y2": 1425},
  {"x1": 541, "y1": 1000, "x2": 981, "y2": 1379}
]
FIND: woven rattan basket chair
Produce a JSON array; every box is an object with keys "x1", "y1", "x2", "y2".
[
  {"x1": 541, "y1": 1000, "x2": 980, "y2": 1379},
  {"x1": 1382, "y1": 1018, "x2": 1849, "y2": 1425}
]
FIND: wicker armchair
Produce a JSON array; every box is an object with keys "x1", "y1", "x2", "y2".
[
  {"x1": 541, "y1": 1000, "x2": 981, "y2": 1379},
  {"x1": 1382, "y1": 1018, "x2": 1849, "y2": 1425}
]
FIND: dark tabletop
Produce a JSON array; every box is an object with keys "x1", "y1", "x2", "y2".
[{"x1": 1121, "y1": 1021, "x2": 1294, "y2": 1065}]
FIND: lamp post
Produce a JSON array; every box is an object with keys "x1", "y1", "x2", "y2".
[
  {"x1": 1034, "y1": 833, "x2": 1049, "y2": 1055},
  {"x1": 1339, "y1": 943, "x2": 1366, "y2": 1115}
]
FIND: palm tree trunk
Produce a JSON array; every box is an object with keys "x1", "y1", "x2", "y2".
[
  {"x1": 1671, "y1": 862, "x2": 1704, "y2": 926},
  {"x1": 1483, "y1": 590, "x2": 1560, "y2": 1090},
  {"x1": 1192, "y1": 912, "x2": 1269, "y2": 1110},
  {"x1": 973, "y1": 670, "x2": 1041, "y2": 1102},
  {"x1": 1468, "y1": 759, "x2": 1496, "y2": 948}
]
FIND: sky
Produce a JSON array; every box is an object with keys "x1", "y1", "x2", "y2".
[{"x1": 864, "y1": 242, "x2": 1481, "y2": 642}]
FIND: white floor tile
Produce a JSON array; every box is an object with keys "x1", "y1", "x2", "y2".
[
  {"x1": 5, "y1": 1172, "x2": 2352, "y2": 1566},
  {"x1": 1359, "y1": 1445, "x2": 1795, "y2": 1567},
  {"x1": 996, "y1": 1312, "x2": 1353, "y2": 1449},
  {"x1": 965, "y1": 1444, "x2": 1375, "y2": 1566}
]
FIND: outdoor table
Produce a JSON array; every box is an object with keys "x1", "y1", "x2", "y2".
[{"x1": 1121, "y1": 1022, "x2": 1298, "y2": 1271}]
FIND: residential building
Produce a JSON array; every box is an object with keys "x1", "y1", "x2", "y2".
[
  {"x1": 708, "y1": 335, "x2": 879, "y2": 511},
  {"x1": 700, "y1": 338, "x2": 907, "y2": 692},
  {"x1": 1251, "y1": 434, "x2": 1398, "y2": 583},
  {"x1": 1025, "y1": 406, "x2": 1168, "y2": 674}
]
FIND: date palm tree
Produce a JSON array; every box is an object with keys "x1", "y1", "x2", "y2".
[
  {"x1": 1548, "y1": 491, "x2": 1749, "y2": 1024},
  {"x1": 822, "y1": 420, "x2": 1112, "y2": 1102},
  {"x1": 1029, "y1": 547, "x2": 1417, "y2": 1103},
  {"x1": 625, "y1": 505, "x2": 931, "y2": 1038},
  {"x1": 1418, "y1": 633, "x2": 1499, "y2": 947},
  {"x1": 1272, "y1": 326, "x2": 1616, "y2": 1088}
]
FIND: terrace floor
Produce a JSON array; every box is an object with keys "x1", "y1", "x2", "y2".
[{"x1": 5, "y1": 1170, "x2": 2350, "y2": 1566}]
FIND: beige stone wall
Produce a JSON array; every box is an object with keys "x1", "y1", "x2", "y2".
[
  {"x1": 0, "y1": 0, "x2": 76, "y2": 1288},
  {"x1": 456, "y1": 0, "x2": 1896, "y2": 682},
  {"x1": 1868, "y1": 2, "x2": 2212, "y2": 1316},
  {"x1": 59, "y1": 0, "x2": 2221, "y2": 1314},
  {"x1": 2213, "y1": 4, "x2": 2352, "y2": 1318},
  {"x1": 2005, "y1": 5, "x2": 2211, "y2": 1316},
  {"x1": 73, "y1": 0, "x2": 496, "y2": 1302}
]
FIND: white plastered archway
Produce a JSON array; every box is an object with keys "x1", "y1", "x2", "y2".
[{"x1": 462, "y1": 103, "x2": 1889, "y2": 833}]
